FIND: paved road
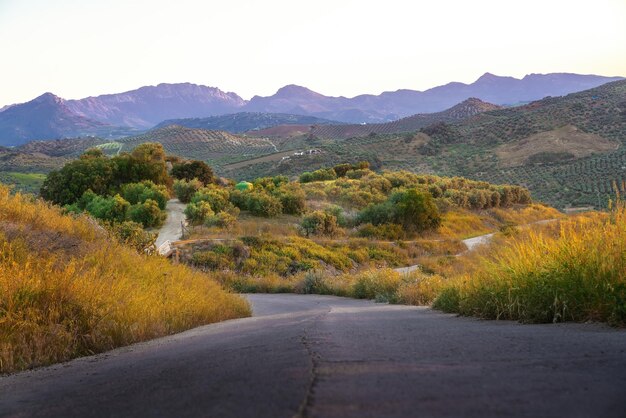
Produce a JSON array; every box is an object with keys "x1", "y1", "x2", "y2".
[
  {"x1": 461, "y1": 232, "x2": 495, "y2": 252},
  {"x1": 1, "y1": 294, "x2": 624, "y2": 418},
  {"x1": 155, "y1": 199, "x2": 186, "y2": 248}
]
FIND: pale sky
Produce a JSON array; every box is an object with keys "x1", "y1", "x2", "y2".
[{"x1": 1, "y1": 0, "x2": 625, "y2": 106}]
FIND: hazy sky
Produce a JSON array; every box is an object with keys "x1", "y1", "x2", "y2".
[{"x1": 1, "y1": 0, "x2": 625, "y2": 106}]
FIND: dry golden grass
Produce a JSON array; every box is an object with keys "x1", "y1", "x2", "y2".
[
  {"x1": 434, "y1": 205, "x2": 626, "y2": 325},
  {"x1": 0, "y1": 186, "x2": 250, "y2": 373}
]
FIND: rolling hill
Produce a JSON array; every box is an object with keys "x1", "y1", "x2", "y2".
[
  {"x1": 117, "y1": 126, "x2": 281, "y2": 166},
  {"x1": 219, "y1": 80, "x2": 626, "y2": 209},
  {"x1": 154, "y1": 112, "x2": 341, "y2": 133},
  {"x1": 252, "y1": 98, "x2": 501, "y2": 139}
]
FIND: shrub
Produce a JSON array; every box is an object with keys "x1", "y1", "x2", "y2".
[
  {"x1": 173, "y1": 179, "x2": 202, "y2": 203},
  {"x1": 390, "y1": 189, "x2": 441, "y2": 233},
  {"x1": 246, "y1": 192, "x2": 283, "y2": 217},
  {"x1": 191, "y1": 185, "x2": 231, "y2": 213},
  {"x1": 185, "y1": 201, "x2": 215, "y2": 225},
  {"x1": 275, "y1": 183, "x2": 307, "y2": 215},
  {"x1": 108, "y1": 221, "x2": 156, "y2": 253},
  {"x1": 300, "y1": 211, "x2": 339, "y2": 237},
  {"x1": 358, "y1": 189, "x2": 440, "y2": 235},
  {"x1": 121, "y1": 181, "x2": 168, "y2": 210},
  {"x1": 299, "y1": 172, "x2": 314, "y2": 183},
  {"x1": 205, "y1": 211, "x2": 238, "y2": 230},
  {"x1": 352, "y1": 269, "x2": 402, "y2": 302},
  {"x1": 309, "y1": 168, "x2": 337, "y2": 182},
  {"x1": 85, "y1": 194, "x2": 130, "y2": 223},
  {"x1": 128, "y1": 199, "x2": 164, "y2": 228}
]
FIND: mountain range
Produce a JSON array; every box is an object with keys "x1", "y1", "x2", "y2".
[{"x1": 0, "y1": 72, "x2": 622, "y2": 146}]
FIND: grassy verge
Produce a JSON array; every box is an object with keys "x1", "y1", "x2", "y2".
[
  {"x1": 0, "y1": 186, "x2": 250, "y2": 374},
  {"x1": 433, "y1": 206, "x2": 626, "y2": 325}
]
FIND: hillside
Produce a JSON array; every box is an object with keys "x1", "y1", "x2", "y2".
[
  {"x1": 118, "y1": 125, "x2": 281, "y2": 166},
  {"x1": 252, "y1": 98, "x2": 501, "y2": 139},
  {"x1": 219, "y1": 80, "x2": 626, "y2": 209},
  {"x1": 0, "y1": 93, "x2": 135, "y2": 146},
  {"x1": 0, "y1": 184, "x2": 249, "y2": 373},
  {"x1": 155, "y1": 112, "x2": 341, "y2": 133}
]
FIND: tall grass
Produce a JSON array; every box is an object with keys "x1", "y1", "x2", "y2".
[
  {"x1": 434, "y1": 205, "x2": 626, "y2": 325},
  {"x1": 0, "y1": 186, "x2": 250, "y2": 373}
]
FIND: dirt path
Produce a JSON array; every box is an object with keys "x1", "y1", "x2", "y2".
[
  {"x1": 395, "y1": 219, "x2": 558, "y2": 274},
  {"x1": 155, "y1": 199, "x2": 186, "y2": 249},
  {"x1": 1, "y1": 294, "x2": 624, "y2": 418}
]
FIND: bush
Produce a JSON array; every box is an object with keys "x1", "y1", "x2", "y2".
[
  {"x1": 300, "y1": 211, "x2": 339, "y2": 237},
  {"x1": 357, "y1": 189, "x2": 440, "y2": 235},
  {"x1": 301, "y1": 168, "x2": 337, "y2": 183},
  {"x1": 275, "y1": 183, "x2": 307, "y2": 215},
  {"x1": 173, "y1": 179, "x2": 202, "y2": 203},
  {"x1": 299, "y1": 172, "x2": 314, "y2": 183},
  {"x1": 185, "y1": 201, "x2": 214, "y2": 225},
  {"x1": 191, "y1": 185, "x2": 231, "y2": 213},
  {"x1": 128, "y1": 199, "x2": 164, "y2": 228},
  {"x1": 121, "y1": 181, "x2": 168, "y2": 210},
  {"x1": 356, "y1": 223, "x2": 404, "y2": 240},
  {"x1": 246, "y1": 192, "x2": 283, "y2": 217},
  {"x1": 108, "y1": 221, "x2": 157, "y2": 253},
  {"x1": 85, "y1": 194, "x2": 130, "y2": 223},
  {"x1": 352, "y1": 269, "x2": 402, "y2": 302},
  {"x1": 205, "y1": 211, "x2": 238, "y2": 230},
  {"x1": 41, "y1": 143, "x2": 170, "y2": 206}
]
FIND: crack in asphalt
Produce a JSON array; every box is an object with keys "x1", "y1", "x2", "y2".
[{"x1": 294, "y1": 309, "x2": 330, "y2": 418}]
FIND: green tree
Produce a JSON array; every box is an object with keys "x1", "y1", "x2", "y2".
[
  {"x1": 390, "y1": 189, "x2": 440, "y2": 233},
  {"x1": 171, "y1": 160, "x2": 215, "y2": 185},
  {"x1": 40, "y1": 156, "x2": 117, "y2": 206}
]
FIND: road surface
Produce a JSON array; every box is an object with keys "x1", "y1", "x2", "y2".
[
  {"x1": 155, "y1": 199, "x2": 186, "y2": 248},
  {"x1": 1, "y1": 294, "x2": 624, "y2": 418}
]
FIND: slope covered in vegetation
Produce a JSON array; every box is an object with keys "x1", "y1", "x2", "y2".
[{"x1": 0, "y1": 185, "x2": 250, "y2": 373}]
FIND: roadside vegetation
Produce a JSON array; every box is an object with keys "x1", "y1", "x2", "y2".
[
  {"x1": 0, "y1": 184, "x2": 250, "y2": 374},
  {"x1": 433, "y1": 203, "x2": 626, "y2": 325}
]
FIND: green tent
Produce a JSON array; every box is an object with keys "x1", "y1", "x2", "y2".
[{"x1": 235, "y1": 181, "x2": 253, "y2": 191}]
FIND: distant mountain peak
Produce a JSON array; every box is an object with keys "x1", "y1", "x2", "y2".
[
  {"x1": 33, "y1": 92, "x2": 65, "y2": 104},
  {"x1": 274, "y1": 84, "x2": 322, "y2": 99},
  {"x1": 476, "y1": 72, "x2": 500, "y2": 81}
]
